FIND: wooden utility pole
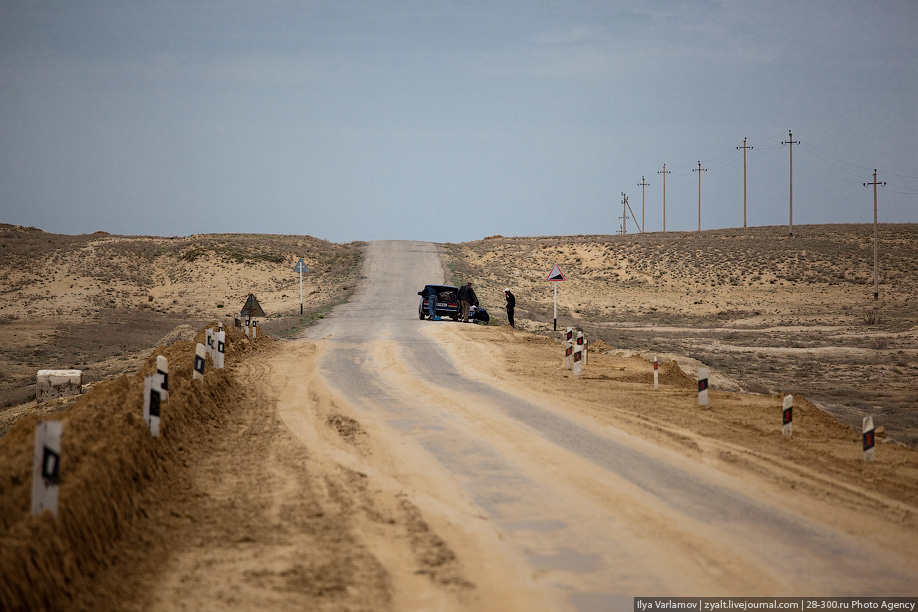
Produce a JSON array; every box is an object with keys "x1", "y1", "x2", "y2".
[
  {"x1": 864, "y1": 170, "x2": 886, "y2": 302},
  {"x1": 693, "y1": 161, "x2": 707, "y2": 232},
  {"x1": 638, "y1": 176, "x2": 650, "y2": 233},
  {"x1": 658, "y1": 164, "x2": 670, "y2": 232},
  {"x1": 782, "y1": 130, "x2": 800, "y2": 236},
  {"x1": 737, "y1": 137, "x2": 753, "y2": 228}
]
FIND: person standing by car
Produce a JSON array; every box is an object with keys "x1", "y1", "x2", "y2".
[
  {"x1": 458, "y1": 282, "x2": 478, "y2": 322},
  {"x1": 427, "y1": 285, "x2": 441, "y2": 321},
  {"x1": 504, "y1": 288, "x2": 516, "y2": 327}
]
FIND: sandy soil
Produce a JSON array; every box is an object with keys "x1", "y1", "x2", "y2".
[
  {"x1": 2, "y1": 226, "x2": 917, "y2": 609},
  {"x1": 444, "y1": 224, "x2": 918, "y2": 447},
  {"x1": 0, "y1": 224, "x2": 363, "y2": 416}
]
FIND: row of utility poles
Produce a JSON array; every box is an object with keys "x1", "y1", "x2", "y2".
[
  {"x1": 617, "y1": 130, "x2": 887, "y2": 301},
  {"x1": 620, "y1": 130, "x2": 883, "y2": 242}
]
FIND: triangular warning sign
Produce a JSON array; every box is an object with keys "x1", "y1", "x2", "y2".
[
  {"x1": 546, "y1": 264, "x2": 566, "y2": 281},
  {"x1": 240, "y1": 293, "x2": 266, "y2": 318}
]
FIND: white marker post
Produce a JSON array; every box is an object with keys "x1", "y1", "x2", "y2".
[
  {"x1": 194, "y1": 343, "x2": 206, "y2": 381},
  {"x1": 698, "y1": 367, "x2": 709, "y2": 407},
  {"x1": 156, "y1": 355, "x2": 169, "y2": 402},
  {"x1": 576, "y1": 332, "x2": 586, "y2": 366},
  {"x1": 653, "y1": 356, "x2": 659, "y2": 390},
  {"x1": 244, "y1": 319, "x2": 250, "y2": 338},
  {"x1": 566, "y1": 327, "x2": 574, "y2": 343},
  {"x1": 205, "y1": 328, "x2": 213, "y2": 360},
  {"x1": 547, "y1": 264, "x2": 566, "y2": 332},
  {"x1": 573, "y1": 345, "x2": 583, "y2": 376},
  {"x1": 252, "y1": 320, "x2": 257, "y2": 340},
  {"x1": 143, "y1": 374, "x2": 164, "y2": 437},
  {"x1": 782, "y1": 394, "x2": 793, "y2": 437},
  {"x1": 32, "y1": 421, "x2": 62, "y2": 517},
  {"x1": 214, "y1": 330, "x2": 226, "y2": 369},
  {"x1": 565, "y1": 342, "x2": 573, "y2": 370},
  {"x1": 863, "y1": 416, "x2": 876, "y2": 462}
]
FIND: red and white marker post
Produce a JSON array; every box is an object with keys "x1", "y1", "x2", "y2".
[
  {"x1": 653, "y1": 356, "x2": 659, "y2": 390},
  {"x1": 863, "y1": 416, "x2": 876, "y2": 462},
  {"x1": 698, "y1": 367, "x2": 709, "y2": 407},
  {"x1": 782, "y1": 394, "x2": 793, "y2": 437},
  {"x1": 573, "y1": 345, "x2": 583, "y2": 377}
]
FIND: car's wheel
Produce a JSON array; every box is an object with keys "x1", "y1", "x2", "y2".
[
  {"x1": 450, "y1": 314, "x2": 459, "y2": 321},
  {"x1": 419, "y1": 308, "x2": 426, "y2": 320}
]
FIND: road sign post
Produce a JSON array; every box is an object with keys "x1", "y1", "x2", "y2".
[
  {"x1": 294, "y1": 258, "x2": 309, "y2": 315},
  {"x1": 547, "y1": 264, "x2": 566, "y2": 332}
]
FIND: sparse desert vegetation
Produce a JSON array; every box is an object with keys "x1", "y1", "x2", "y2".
[
  {"x1": 0, "y1": 224, "x2": 364, "y2": 417},
  {"x1": 445, "y1": 224, "x2": 918, "y2": 446}
]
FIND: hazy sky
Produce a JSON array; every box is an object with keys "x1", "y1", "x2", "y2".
[{"x1": 2, "y1": 1, "x2": 916, "y2": 243}]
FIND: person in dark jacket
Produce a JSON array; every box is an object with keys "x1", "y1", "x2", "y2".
[
  {"x1": 504, "y1": 288, "x2": 515, "y2": 327},
  {"x1": 458, "y1": 282, "x2": 478, "y2": 322}
]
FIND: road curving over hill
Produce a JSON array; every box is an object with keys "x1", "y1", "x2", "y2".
[{"x1": 263, "y1": 240, "x2": 916, "y2": 610}]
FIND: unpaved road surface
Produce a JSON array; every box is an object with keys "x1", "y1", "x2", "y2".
[
  {"x1": 276, "y1": 241, "x2": 915, "y2": 608},
  {"x1": 142, "y1": 241, "x2": 916, "y2": 612}
]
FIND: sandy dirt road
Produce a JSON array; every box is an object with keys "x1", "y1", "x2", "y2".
[
  {"x1": 272, "y1": 241, "x2": 915, "y2": 608},
  {"x1": 142, "y1": 240, "x2": 916, "y2": 612}
]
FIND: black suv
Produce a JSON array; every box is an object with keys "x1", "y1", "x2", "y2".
[{"x1": 418, "y1": 285, "x2": 460, "y2": 320}]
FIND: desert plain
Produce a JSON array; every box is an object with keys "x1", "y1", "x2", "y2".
[{"x1": 1, "y1": 222, "x2": 917, "y2": 610}]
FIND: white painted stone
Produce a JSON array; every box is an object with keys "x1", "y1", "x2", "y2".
[
  {"x1": 32, "y1": 420, "x2": 62, "y2": 517},
  {"x1": 36, "y1": 370, "x2": 83, "y2": 404}
]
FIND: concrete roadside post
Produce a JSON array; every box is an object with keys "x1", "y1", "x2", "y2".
[
  {"x1": 653, "y1": 356, "x2": 659, "y2": 390},
  {"x1": 156, "y1": 356, "x2": 169, "y2": 402},
  {"x1": 194, "y1": 343, "x2": 206, "y2": 381},
  {"x1": 566, "y1": 327, "x2": 574, "y2": 343},
  {"x1": 143, "y1": 374, "x2": 163, "y2": 437},
  {"x1": 206, "y1": 328, "x2": 213, "y2": 360},
  {"x1": 32, "y1": 420, "x2": 62, "y2": 517},
  {"x1": 214, "y1": 330, "x2": 226, "y2": 369},
  {"x1": 252, "y1": 320, "x2": 257, "y2": 340},
  {"x1": 245, "y1": 319, "x2": 250, "y2": 338},
  {"x1": 863, "y1": 416, "x2": 876, "y2": 462},
  {"x1": 576, "y1": 331, "x2": 586, "y2": 366},
  {"x1": 698, "y1": 367, "x2": 709, "y2": 408},
  {"x1": 573, "y1": 345, "x2": 583, "y2": 377},
  {"x1": 783, "y1": 395, "x2": 793, "y2": 437},
  {"x1": 565, "y1": 342, "x2": 573, "y2": 370}
]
